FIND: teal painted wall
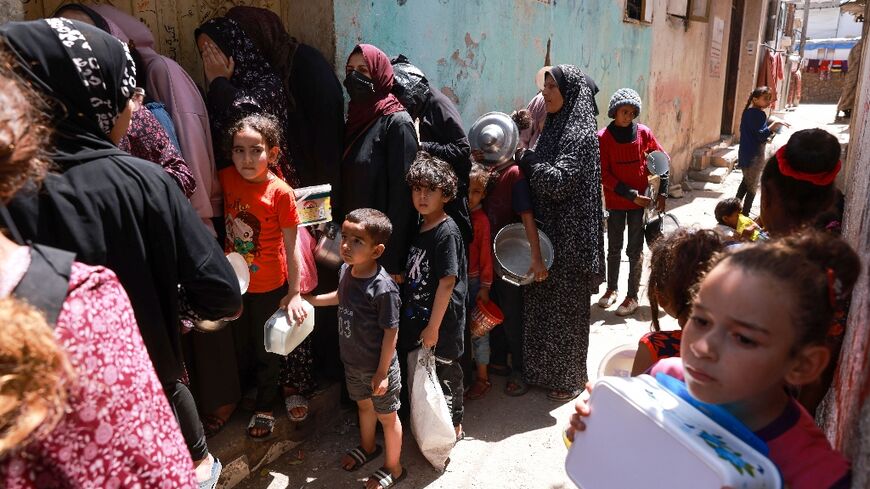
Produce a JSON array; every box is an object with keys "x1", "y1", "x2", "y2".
[{"x1": 333, "y1": 0, "x2": 654, "y2": 129}]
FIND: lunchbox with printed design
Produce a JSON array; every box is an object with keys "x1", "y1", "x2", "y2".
[{"x1": 565, "y1": 374, "x2": 782, "y2": 489}]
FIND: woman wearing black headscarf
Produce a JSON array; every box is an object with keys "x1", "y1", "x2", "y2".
[
  {"x1": 196, "y1": 16, "x2": 297, "y2": 186},
  {"x1": 518, "y1": 65, "x2": 604, "y2": 401},
  {"x1": 2, "y1": 18, "x2": 240, "y2": 486},
  {"x1": 225, "y1": 6, "x2": 344, "y2": 193}
]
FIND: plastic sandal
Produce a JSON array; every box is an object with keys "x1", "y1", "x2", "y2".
[
  {"x1": 285, "y1": 394, "x2": 309, "y2": 422},
  {"x1": 201, "y1": 413, "x2": 229, "y2": 438},
  {"x1": 504, "y1": 374, "x2": 529, "y2": 397},
  {"x1": 247, "y1": 412, "x2": 275, "y2": 441},
  {"x1": 368, "y1": 467, "x2": 407, "y2": 488},
  {"x1": 197, "y1": 456, "x2": 222, "y2": 489},
  {"x1": 342, "y1": 444, "x2": 383, "y2": 472},
  {"x1": 547, "y1": 389, "x2": 581, "y2": 402},
  {"x1": 465, "y1": 378, "x2": 492, "y2": 400}
]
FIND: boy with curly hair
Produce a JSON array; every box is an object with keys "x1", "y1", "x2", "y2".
[{"x1": 399, "y1": 152, "x2": 467, "y2": 439}]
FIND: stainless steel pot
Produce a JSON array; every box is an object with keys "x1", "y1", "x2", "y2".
[
  {"x1": 493, "y1": 223, "x2": 554, "y2": 286},
  {"x1": 314, "y1": 221, "x2": 342, "y2": 269}
]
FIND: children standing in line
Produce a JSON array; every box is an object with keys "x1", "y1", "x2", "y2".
[
  {"x1": 736, "y1": 86, "x2": 787, "y2": 217},
  {"x1": 597, "y1": 88, "x2": 668, "y2": 317},
  {"x1": 714, "y1": 197, "x2": 764, "y2": 242},
  {"x1": 218, "y1": 114, "x2": 308, "y2": 439},
  {"x1": 399, "y1": 152, "x2": 467, "y2": 439},
  {"x1": 465, "y1": 163, "x2": 494, "y2": 400},
  {"x1": 303, "y1": 208, "x2": 406, "y2": 489},
  {"x1": 570, "y1": 230, "x2": 858, "y2": 489},
  {"x1": 630, "y1": 229, "x2": 725, "y2": 375}
]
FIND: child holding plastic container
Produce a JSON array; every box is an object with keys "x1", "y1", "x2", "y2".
[
  {"x1": 630, "y1": 229, "x2": 725, "y2": 376},
  {"x1": 218, "y1": 114, "x2": 308, "y2": 440},
  {"x1": 568, "y1": 230, "x2": 857, "y2": 489},
  {"x1": 399, "y1": 152, "x2": 467, "y2": 439},
  {"x1": 465, "y1": 163, "x2": 495, "y2": 400},
  {"x1": 471, "y1": 110, "x2": 547, "y2": 397},
  {"x1": 303, "y1": 208, "x2": 406, "y2": 489}
]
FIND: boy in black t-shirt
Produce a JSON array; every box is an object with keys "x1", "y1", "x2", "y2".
[
  {"x1": 400, "y1": 152, "x2": 468, "y2": 439},
  {"x1": 304, "y1": 208, "x2": 406, "y2": 488}
]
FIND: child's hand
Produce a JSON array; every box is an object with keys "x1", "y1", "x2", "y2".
[
  {"x1": 371, "y1": 370, "x2": 389, "y2": 397},
  {"x1": 528, "y1": 258, "x2": 549, "y2": 283},
  {"x1": 420, "y1": 324, "x2": 439, "y2": 349},
  {"x1": 390, "y1": 273, "x2": 405, "y2": 285},
  {"x1": 633, "y1": 195, "x2": 653, "y2": 207},
  {"x1": 565, "y1": 383, "x2": 594, "y2": 442},
  {"x1": 477, "y1": 286, "x2": 491, "y2": 304},
  {"x1": 655, "y1": 195, "x2": 666, "y2": 212},
  {"x1": 471, "y1": 148, "x2": 486, "y2": 163},
  {"x1": 281, "y1": 292, "x2": 308, "y2": 324}
]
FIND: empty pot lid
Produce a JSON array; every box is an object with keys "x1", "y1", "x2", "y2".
[{"x1": 469, "y1": 111, "x2": 520, "y2": 167}]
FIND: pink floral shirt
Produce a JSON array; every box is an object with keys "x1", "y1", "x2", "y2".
[{"x1": 0, "y1": 247, "x2": 196, "y2": 488}]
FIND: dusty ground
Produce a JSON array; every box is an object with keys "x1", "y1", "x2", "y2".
[{"x1": 236, "y1": 104, "x2": 846, "y2": 489}]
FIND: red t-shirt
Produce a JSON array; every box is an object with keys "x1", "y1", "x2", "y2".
[
  {"x1": 482, "y1": 164, "x2": 534, "y2": 238},
  {"x1": 219, "y1": 168, "x2": 299, "y2": 293},
  {"x1": 469, "y1": 207, "x2": 494, "y2": 287},
  {"x1": 650, "y1": 358, "x2": 851, "y2": 489}
]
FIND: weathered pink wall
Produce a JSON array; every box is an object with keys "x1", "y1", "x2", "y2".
[
  {"x1": 820, "y1": 7, "x2": 870, "y2": 488},
  {"x1": 647, "y1": 0, "x2": 733, "y2": 184}
]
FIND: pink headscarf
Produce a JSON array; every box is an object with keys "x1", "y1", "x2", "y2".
[
  {"x1": 345, "y1": 44, "x2": 405, "y2": 142},
  {"x1": 90, "y1": 5, "x2": 222, "y2": 230}
]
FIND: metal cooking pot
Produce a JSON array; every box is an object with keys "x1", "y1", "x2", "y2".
[
  {"x1": 469, "y1": 112, "x2": 520, "y2": 167},
  {"x1": 314, "y1": 221, "x2": 343, "y2": 269},
  {"x1": 493, "y1": 223, "x2": 554, "y2": 286}
]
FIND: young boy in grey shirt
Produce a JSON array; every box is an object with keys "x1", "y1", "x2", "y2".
[{"x1": 304, "y1": 208, "x2": 406, "y2": 488}]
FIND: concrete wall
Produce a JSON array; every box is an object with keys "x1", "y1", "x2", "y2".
[
  {"x1": 646, "y1": 0, "x2": 733, "y2": 182},
  {"x1": 333, "y1": 0, "x2": 653, "y2": 130},
  {"x1": 332, "y1": 0, "x2": 735, "y2": 184}
]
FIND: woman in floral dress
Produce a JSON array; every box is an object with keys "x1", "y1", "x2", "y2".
[{"x1": 519, "y1": 65, "x2": 605, "y2": 401}]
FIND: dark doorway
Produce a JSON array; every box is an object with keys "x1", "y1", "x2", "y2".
[{"x1": 721, "y1": 0, "x2": 746, "y2": 135}]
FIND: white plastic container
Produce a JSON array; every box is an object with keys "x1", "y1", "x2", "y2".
[
  {"x1": 565, "y1": 374, "x2": 782, "y2": 489},
  {"x1": 263, "y1": 301, "x2": 315, "y2": 355}
]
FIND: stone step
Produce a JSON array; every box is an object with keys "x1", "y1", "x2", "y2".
[
  {"x1": 212, "y1": 381, "x2": 345, "y2": 489},
  {"x1": 688, "y1": 165, "x2": 730, "y2": 184},
  {"x1": 710, "y1": 147, "x2": 739, "y2": 169},
  {"x1": 689, "y1": 180, "x2": 724, "y2": 192}
]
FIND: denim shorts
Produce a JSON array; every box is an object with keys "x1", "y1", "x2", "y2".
[{"x1": 345, "y1": 359, "x2": 401, "y2": 415}]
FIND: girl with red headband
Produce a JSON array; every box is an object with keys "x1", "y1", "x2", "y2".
[{"x1": 759, "y1": 128, "x2": 843, "y2": 237}]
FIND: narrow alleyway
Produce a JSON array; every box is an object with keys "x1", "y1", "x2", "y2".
[{"x1": 233, "y1": 103, "x2": 850, "y2": 489}]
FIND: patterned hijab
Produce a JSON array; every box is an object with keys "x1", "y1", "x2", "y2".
[
  {"x1": 0, "y1": 19, "x2": 136, "y2": 163},
  {"x1": 225, "y1": 6, "x2": 299, "y2": 111},
  {"x1": 195, "y1": 17, "x2": 296, "y2": 184},
  {"x1": 345, "y1": 44, "x2": 405, "y2": 143},
  {"x1": 533, "y1": 64, "x2": 604, "y2": 277}
]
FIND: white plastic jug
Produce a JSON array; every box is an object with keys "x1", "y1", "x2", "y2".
[{"x1": 264, "y1": 301, "x2": 315, "y2": 355}]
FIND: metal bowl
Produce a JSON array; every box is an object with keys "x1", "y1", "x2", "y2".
[
  {"x1": 469, "y1": 112, "x2": 520, "y2": 167},
  {"x1": 313, "y1": 221, "x2": 343, "y2": 270},
  {"x1": 493, "y1": 223, "x2": 554, "y2": 286}
]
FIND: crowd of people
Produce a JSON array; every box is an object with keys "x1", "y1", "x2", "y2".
[{"x1": 0, "y1": 5, "x2": 861, "y2": 489}]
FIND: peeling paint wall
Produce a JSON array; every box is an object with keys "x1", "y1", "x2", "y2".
[
  {"x1": 332, "y1": 0, "x2": 653, "y2": 131},
  {"x1": 646, "y1": 0, "x2": 733, "y2": 183},
  {"x1": 333, "y1": 0, "x2": 737, "y2": 184}
]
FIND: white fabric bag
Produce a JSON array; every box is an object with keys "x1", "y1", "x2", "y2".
[{"x1": 408, "y1": 347, "x2": 455, "y2": 471}]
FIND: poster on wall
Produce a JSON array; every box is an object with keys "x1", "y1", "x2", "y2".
[{"x1": 709, "y1": 16, "x2": 725, "y2": 78}]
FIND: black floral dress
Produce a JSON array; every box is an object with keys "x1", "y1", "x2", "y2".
[{"x1": 520, "y1": 65, "x2": 605, "y2": 393}]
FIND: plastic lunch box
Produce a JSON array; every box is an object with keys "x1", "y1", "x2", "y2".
[{"x1": 565, "y1": 374, "x2": 782, "y2": 489}]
